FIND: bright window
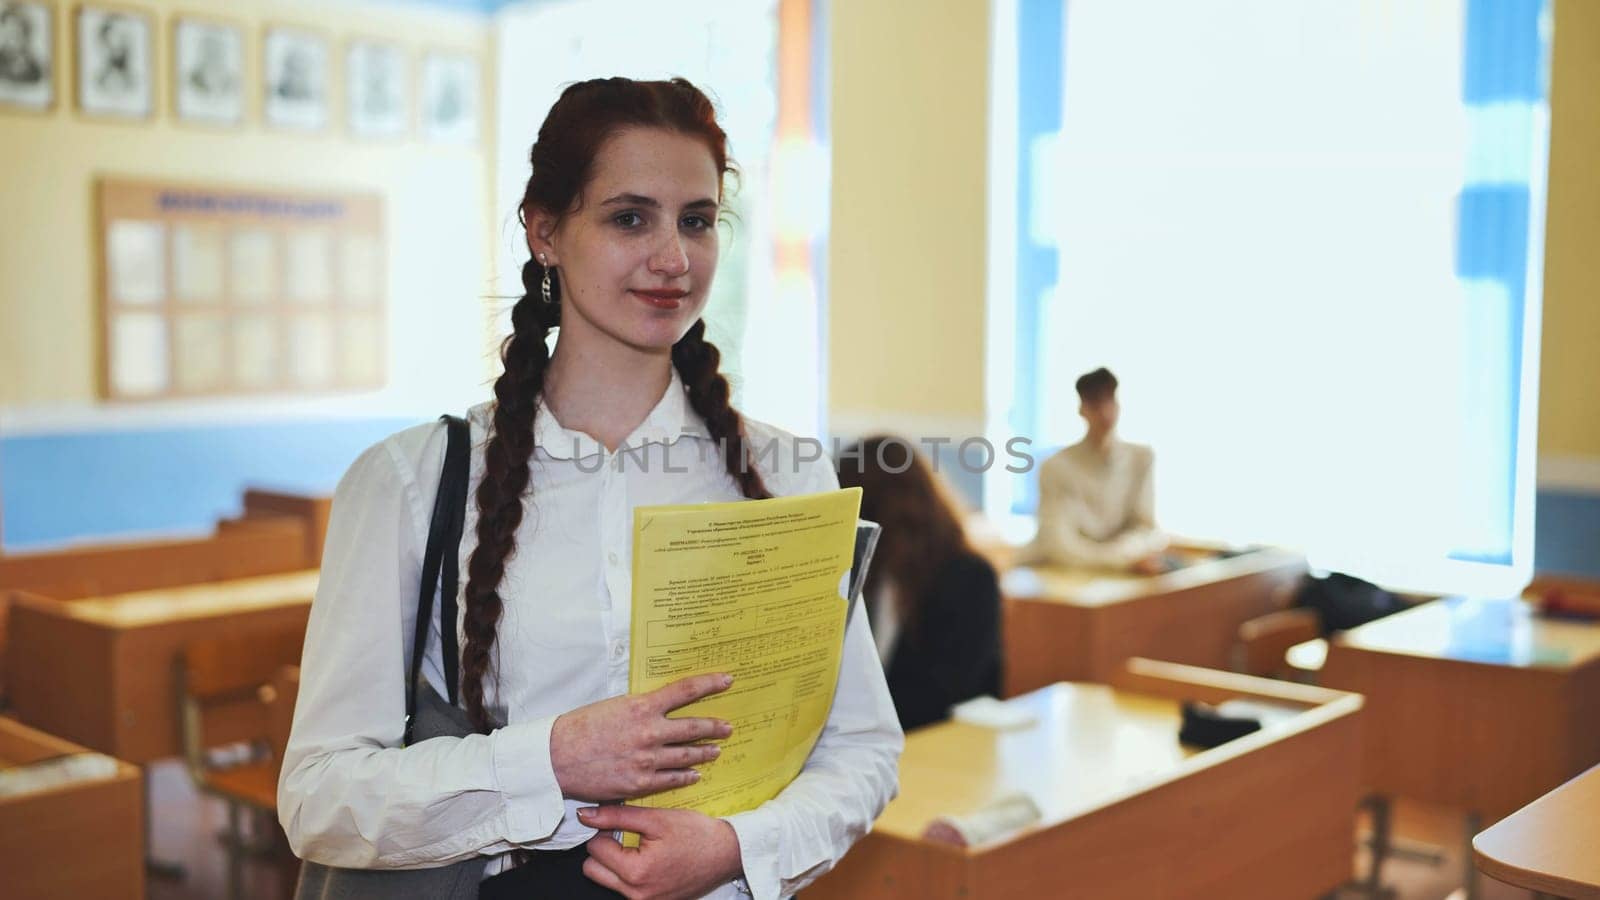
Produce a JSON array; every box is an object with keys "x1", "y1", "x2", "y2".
[{"x1": 987, "y1": 0, "x2": 1552, "y2": 595}]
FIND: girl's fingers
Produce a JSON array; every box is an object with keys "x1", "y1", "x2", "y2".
[{"x1": 655, "y1": 743, "x2": 720, "y2": 770}]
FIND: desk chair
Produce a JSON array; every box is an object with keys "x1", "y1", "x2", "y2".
[
  {"x1": 268, "y1": 665, "x2": 299, "y2": 764},
  {"x1": 1235, "y1": 607, "x2": 1322, "y2": 681},
  {"x1": 177, "y1": 627, "x2": 305, "y2": 900},
  {"x1": 267, "y1": 665, "x2": 302, "y2": 891}
]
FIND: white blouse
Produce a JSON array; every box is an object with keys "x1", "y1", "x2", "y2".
[
  {"x1": 278, "y1": 370, "x2": 903, "y2": 900},
  {"x1": 867, "y1": 581, "x2": 900, "y2": 666}
]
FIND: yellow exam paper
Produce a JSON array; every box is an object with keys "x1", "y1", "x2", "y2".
[{"x1": 625, "y1": 487, "x2": 862, "y2": 830}]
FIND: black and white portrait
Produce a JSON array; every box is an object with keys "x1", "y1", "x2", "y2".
[
  {"x1": 0, "y1": 1, "x2": 52, "y2": 111},
  {"x1": 174, "y1": 18, "x2": 242, "y2": 124},
  {"x1": 421, "y1": 52, "x2": 477, "y2": 144},
  {"x1": 346, "y1": 40, "x2": 406, "y2": 138},
  {"x1": 77, "y1": 5, "x2": 152, "y2": 118},
  {"x1": 264, "y1": 27, "x2": 327, "y2": 130}
]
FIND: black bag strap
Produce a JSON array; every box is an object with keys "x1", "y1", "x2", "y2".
[{"x1": 406, "y1": 414, "x2": 471, "y2": 744}]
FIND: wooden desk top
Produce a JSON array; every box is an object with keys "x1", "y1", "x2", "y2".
[
  {"x1": 43, "y1": 570, "x2": 319, "y2": 629},
  {"x1": 1329, "y1": 596, "x2": 1600, "y2": 670},
  {"x1": 1474, "y1": 763, "x2": 1600, "y2": 898},
  {"x1": 0, "y1": 716, "x2": 130, "y2": 770},
  {"x1": 880, "y1": 677, "x2": 1314, "y2": 842},
  {"x1": 1002, "y1": 547, "x2": 1300, "y2": 608}
]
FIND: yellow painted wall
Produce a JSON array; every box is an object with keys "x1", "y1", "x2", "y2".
[
  {"x1": 827, "y1": 0, "x2": 990, "y2": 429},
  {"x1": 1540, "y1": 0, "x2": 1600, "y2": 459},
  {"x1": 0, "y1": 0, "x2": 494, "y2": 411}
]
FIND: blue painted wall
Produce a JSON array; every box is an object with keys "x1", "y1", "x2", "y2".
[
  {"x1": 1535, "y1": 490, "x2": 1600, "y2": 577},
  {"x1": 1, "y1": 418, "x2": 423, "y2": 550}
]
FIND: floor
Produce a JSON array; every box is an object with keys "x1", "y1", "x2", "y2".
[
  {"x1": 146, "y1": 758, "x2": 1539, "y2": 900},
  {"x1": 1333, "y1": 799, "x2": 1535, "y2": 900},
  {"x1": 147, "y1": 761, "x2": 297, "y2": 900}
]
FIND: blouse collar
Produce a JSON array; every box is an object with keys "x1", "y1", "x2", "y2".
[{"x1": 516, "y1": 367, "x2": 712, "y2": 461}]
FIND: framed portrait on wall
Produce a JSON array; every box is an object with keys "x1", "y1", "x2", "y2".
[
  {"x1": 346, "y1": 39, "x2": 406, "y2": 138},
  {"x1": 0, "y1": 1, "x2": 53, "y2": 111},
  {"x1": 76, "y1": 5, "x2": 153, "y2": 119},
  {"x1": 174, "y1": 16, "x2": 243, "y2": 125},
  {"x1": 263, "y1": 26, "x2": 327, "y2": 130},
  {"x1": 420, "y1": 51, "x2": 477, "y2": 145}
]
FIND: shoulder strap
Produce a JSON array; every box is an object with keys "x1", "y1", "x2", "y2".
[{"x1": 406, "y1": 415, "x2": 471, "y2": 744}]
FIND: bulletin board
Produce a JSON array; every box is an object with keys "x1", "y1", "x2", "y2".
[{"x1": 96, "y1": 178, "x2": 386, "y2": 401}]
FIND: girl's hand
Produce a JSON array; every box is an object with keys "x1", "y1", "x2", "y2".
[
  {"x1": 577, "y1": 805, "x2": 744, "y2": 900},
  {"x1": 550, "y1": 672, "x2": 734, "y2": 802}
]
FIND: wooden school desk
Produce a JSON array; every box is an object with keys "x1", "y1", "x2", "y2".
[
  {"x1": 807, "y1": 659, "x2": 1364, "y2": 900},
  {"x1": 0, "y1": 515, "x2": 310, "y2": 601},
  {"x1": 1315, "y1": 596, "x2": 1600, "y2": 826},
  {"x1": 0, "y1": 515, "x2": 310, "y2": 692},
  {"x1": 1473, "y1": 762, "x2": 1600, "y2": 899},
  {"x1": 1, "y1": 716, "x2": 143, "y2": 900},
  {"x1": 1002, "y1": 548, "x2": 1305, "y2": 694},
  {"x1": 239, "y1": 488, "x2": 334, "y2": 567},
  {"x1": 5, "y1": 570, "x2": 317, "y2": 765}
]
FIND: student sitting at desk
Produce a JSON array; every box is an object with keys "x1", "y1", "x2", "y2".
[
  {"x1": 838, "y1": 436, "x2": 1002, "y2": 730},
  {"x1": 1022, "y1": 367, "x2": 1170, "y2": 575}
]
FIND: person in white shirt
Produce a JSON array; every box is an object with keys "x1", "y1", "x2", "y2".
[
  {"x1": 1022, "y1": 367, "x2": 1169, "y2": 575},
  {"x1": 278, "y1": 77, "x2": 902, "y2": 900}
]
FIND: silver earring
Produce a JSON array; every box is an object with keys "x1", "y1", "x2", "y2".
[{"x1": 539, "y1": 254, "x2": 553, "y2": 304}]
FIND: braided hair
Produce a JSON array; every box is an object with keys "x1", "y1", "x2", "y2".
[{"x1": 460, "y1": 78, "x2": 769, "y2": 732}]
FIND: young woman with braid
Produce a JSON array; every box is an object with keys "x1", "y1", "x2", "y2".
[{"x1": 279, "y1": 78, "x2": 902, "y2": 900}]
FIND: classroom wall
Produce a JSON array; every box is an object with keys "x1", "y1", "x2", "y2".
[
  {"x1": 0, "y1": 0, "x2": 496, "y2": 549},
  {"x1": 6, "y1": 0, "x2": 1593, "y2": 569},
  {"x1": 1534, "y1": 0, "x2": 1600, "y2": 576},
  {"x1": 826, "y1": 0, "x2": 991, "y2": 441},
  {"x1": 1540, "y1": 0, "x2": 1600, "y2": 462}
]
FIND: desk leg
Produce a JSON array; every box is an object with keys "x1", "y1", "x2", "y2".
[
  {"x1": 227, "y1": 802, "x2": 244, "y2": 900},
  {"x1": 1355, "y1": 792, "x2": 1448, "y2": 898},
  {"x1": 143, "y1": 766, "x2": 187, "y2": 880},
  {"x1": 1362, "y1": 794, "x2": 1393, "y2": 897},
  {"x1": 1461, "y1": 812, "x2": 1481, "y2": 900}
]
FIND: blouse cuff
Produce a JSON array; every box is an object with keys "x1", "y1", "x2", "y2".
[
  {"x1": 724, "y1": 807, "x2": 782, "y2": 900},
  {"x1": 490, "y1": 715, "x2": 565, "y2": 843}
]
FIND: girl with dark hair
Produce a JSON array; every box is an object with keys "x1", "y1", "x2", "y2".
[
  {"x1": 836, "y1": 437, "x2": 1002, "y2": 731},
  {"x1": 280, "y1": 78, "x2": 901, "y2": 900}
]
